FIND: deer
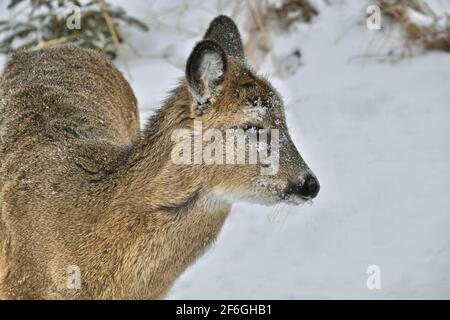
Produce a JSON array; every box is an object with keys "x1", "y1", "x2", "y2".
[{"x1": 0, "y1": 15, "x2": 319, "y2": 299}]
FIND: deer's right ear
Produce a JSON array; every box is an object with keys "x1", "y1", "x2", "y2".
[{"x1": 186, "y1": 40, "x2": 227, "y2": 108}]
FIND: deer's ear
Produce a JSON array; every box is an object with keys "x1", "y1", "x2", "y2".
[
  {"x1": 204, "y1": 15, "x2": 244, "y2": 59},
  {"x1": 186, "y1": 40, "x2": 227, "y2": 106}
]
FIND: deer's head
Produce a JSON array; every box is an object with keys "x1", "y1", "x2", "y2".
[{"x1": 171, "y1": 15, "x2": 319, "y2": 206}]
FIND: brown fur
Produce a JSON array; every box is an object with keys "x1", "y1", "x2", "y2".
[{"x1": 0, "y1": 16, "x2": 318, "y2": 299}]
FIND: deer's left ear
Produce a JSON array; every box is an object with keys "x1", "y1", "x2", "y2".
[
  {"x1": 186, "y1": 40, "x2": 227, "y2": 107},
  {"x1": 203, "y1": 15, "x2": 244, "y2": 60}
]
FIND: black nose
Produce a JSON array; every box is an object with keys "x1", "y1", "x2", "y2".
[
  {"x1": 288, "y1": 175, "x2": 320, "y2": 199},
  {"x1": 304, "y1": 175, "x2": 320, "y2": 198}
]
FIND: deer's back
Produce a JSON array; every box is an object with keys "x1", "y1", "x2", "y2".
[
  {"x1": 0, "y1": 45, "x2": 139, "y2": 298},
  {"x1": 0, "y1": 45, "x2": 139, "y2": 192},
  {"x1": 0, "y1": 45, "x2": 139, "y2": 146}
]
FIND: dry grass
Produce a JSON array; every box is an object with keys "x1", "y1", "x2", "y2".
[
  {"x1": 111, "y1": 0, "x2": 318, "y2": 74},
  {"x1": 268, "y1": 0, "x2": 318, "y2": 28},
  {"x1": 378, "y1": 0, "x2": 450, "y2": 52},
  {"x1": 244, "y1": 0, "x2": 317, "y2": 72}
]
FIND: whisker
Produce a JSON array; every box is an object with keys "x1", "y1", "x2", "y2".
[{"x1": 268, "y1": 203, "x2": 281, "y2": 223}]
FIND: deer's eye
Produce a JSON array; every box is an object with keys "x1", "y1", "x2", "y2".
[
  {"x1": 243, "y1": 125, "x2": 267, "y2": 141},
  {"x1": 243, "y1": 125, "x2": 272, "y2": 155},
  {"x1": 243, "y1": 125, "x2": 264, "y2": 133},
  {"x1": 240, "y1": 82, "x2": 256, "y2": 89}
]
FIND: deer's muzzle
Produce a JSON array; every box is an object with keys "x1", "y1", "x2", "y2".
[{"x1": 286, "y1": 174, "x2": 320, "y2": 200}]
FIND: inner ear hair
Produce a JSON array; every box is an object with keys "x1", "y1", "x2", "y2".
[{"x1": 186, "y1": 40, "x2": 227, "y2": 108}]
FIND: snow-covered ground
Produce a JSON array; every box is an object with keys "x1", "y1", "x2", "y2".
[{"x1": 1, "y1": 0, "x2": 449, "y2": 299}]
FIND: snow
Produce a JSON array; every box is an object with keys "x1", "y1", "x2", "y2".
[{"x1": 1, "y1": 0, "x2": 449, "y2": 299}]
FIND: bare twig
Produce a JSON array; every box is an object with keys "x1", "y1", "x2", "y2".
[{"x1": 35, "y1": 33, "x2": 81, "y2": 49}]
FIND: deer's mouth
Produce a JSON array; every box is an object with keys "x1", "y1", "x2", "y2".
[{"x1": 277, "y1": 190, "x2": 311, "y2": 206}]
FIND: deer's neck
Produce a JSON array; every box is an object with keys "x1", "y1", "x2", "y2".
[
  {"x1": 97, "y1": 85, "x2": 231, "y2": 299},
  {"x1": 117, "y1": 83, "x2": 202, "y2": 208}
]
